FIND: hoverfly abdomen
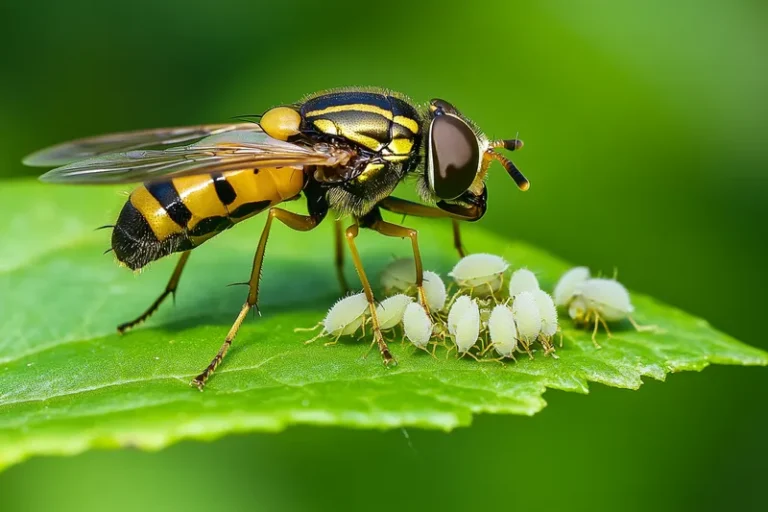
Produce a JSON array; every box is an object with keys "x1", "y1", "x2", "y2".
[{"x1": 112, "y1": 168, "x2": 305, "y2": 270}]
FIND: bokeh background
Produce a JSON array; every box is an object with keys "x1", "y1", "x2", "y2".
[{"x1": 1, "y1": 0, "x2": 766, "y2": 510}]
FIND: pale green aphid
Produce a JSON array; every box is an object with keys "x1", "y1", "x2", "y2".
[
  {"x1": 403, "y1": 302, "x2": 432, "y2": 348},
  {"x1": 553, "y1": 266, "x2": 590, "y2": 307},
  {"x1": 511, "y1": 291, "x2": 541, "y2": 345},
  {"x1": 380, "y1": 258, "x2": 416, "y2": 293},
  {"x1": 447, "y1": 295, "x2": 474, "y2": 336},
  {"x1": 375, "y1": 294, "x2": 413, "y2": 330},
  {"x1": 451, "y1": 297, "x2": 481, "y2": 354},
  {"x1": 323, "y1": 292, "x2": 369, "y2": 337},
  {"x1": 448, "y1": 253, "x2": 509, "y2": 295},
  {"x1": 488, "y1": 304, "x2": 518, "y2": 358},
  {"x1": 423, "y1": 270, "x2": 447, "y2": 311},
  {"x1": 508, "y1": 268, "x2": 540, "y2": 297}
]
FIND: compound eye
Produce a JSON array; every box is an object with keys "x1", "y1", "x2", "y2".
[
  {"x1": 427, "y1": 115, "x2": 481, "y2": 200},
  {"x1": 429, "y1": 98, "x2": 458, "y2": 116}
]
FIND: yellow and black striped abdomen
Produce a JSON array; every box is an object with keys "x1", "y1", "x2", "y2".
[{"x1": 112, "y1": 167, "x2": 305, "y2": 270}]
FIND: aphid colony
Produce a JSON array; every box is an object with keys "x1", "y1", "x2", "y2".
[{"x1": 304, "y1": 254, "x2": 651, "y2": 360}]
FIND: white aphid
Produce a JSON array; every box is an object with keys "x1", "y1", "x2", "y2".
[
  {"x1": 508, "y1": 268, "x2": 540, "y2": 297},
  {"x1": 447, "y1": 295, "x2": 474, "y2": 336},
  {"x1": 532, "y1": 289, "x2": 558, "y2": 338},
  {"x1": 449, "y1": 253, "x2": 509, "y2": 293},
  {"x1": 512, "y1": 291, "x2": 542, "y2": 344},
  {"x1": 488, "y1": 305, "x2": 518, "y2": 358},
  {"x1": 375, "y1": 294, "x2": 413, "y2": 330},
  {"x1": 570, "y1": 278, "x2": 634, "y2": 322},
  {"x1": 380, "y1": 258, "x2": 416, "y2": 293},
  {"x1": 422, "y1": 270, "x2": 447, "y2": 311},
  {"x1": 452, "y1": 298, "x2": 481, "y2": 354},
  {"x1": 403, "y1": 302, "x2": 433, "y2": 348},
  {"x1": 323, "y1": 293, "x2": 369, "y2": 337},
  {"x1": 553, "y1": 266, "x2": 590, "y2": 307}
]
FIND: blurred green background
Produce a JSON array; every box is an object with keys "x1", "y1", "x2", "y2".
[{"x1": 1, "y1": 0, "x2": 766, "y2": 510}]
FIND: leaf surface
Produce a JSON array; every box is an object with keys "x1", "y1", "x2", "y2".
[{"x1": 0, "y1": 180, "x2": 765, "y2": 471}]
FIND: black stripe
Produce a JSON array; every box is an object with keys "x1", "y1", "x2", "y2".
[
  {"x1": 301, "y1": 91, "x2": 391, "y2": 115},
  {"x1": 230, "y1": 199, "x2": 271, "y2": 219},
  {"x1": 188, "y1": 216, "x2": 233, "y2": 237},
  {"x1": 145, "y1": 181, "x2": 192, "y2": 227},
  {"x1": 211, "y1": 173, "x2": 236, "y2": 205}
]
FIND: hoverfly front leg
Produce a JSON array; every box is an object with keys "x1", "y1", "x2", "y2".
[
  {"x1": 117, "y1": 250, "x2": 191, "y2": 333},
  {"x1": 191, "y1": 207, "x2": 325, "y2": 390},
  {"x1": 451, "y1": 219, "x2": 466, "y2": 258}
]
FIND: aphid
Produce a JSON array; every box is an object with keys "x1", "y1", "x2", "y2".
[
  {"x1": 512, "y1": 291, "x2": 541, "y2": 347},
  {"x1": 569, "y1": 278, "x2": 653, "y2": 347},
  {"x1": 380, "y1": 259, "x2": 417, "y2": 294},
  {"x1": 449, "y1": 253, "x2": 509, "y2": 295},
  {"x1": 403, "y1": 302, "x2": 433, "y2": 349},
  {"x1": 423, "y1": 271, "x2": 447, "y2": 312},
  {"x1": 26, "y1": 89, "x2": 530, "y2": 389},
  {"x1": 508, "y1": 268, "x2": 540, "y2": 297},
  {"x1": 531, "y1": 289, "x2": 558, "y2": 355},
  {"x1": 447, "y1": 295, "x2": 474, "y2": 336},
  {"x1": 452, "y1": 298, "x2": 481, "y2": 355},
  {"x1": 323, "y1": 293, "x2": 369, "y2": 337},
  {"x1": 553, "y1": 266, "x2": 590, "y2": 307},
  {"x1": 488, "y1": 305, "x2": 518, "y2": 359},
  {"x1": 375, "y1": 294, "x2": 413, "y2": 330}
]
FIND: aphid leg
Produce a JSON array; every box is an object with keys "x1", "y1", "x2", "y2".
[
  {"x1": 344, "y1": 222, "x2": 396, "y2": 367},
  {"x1": 598, "y1": 315, "x2": 613, "y2": 339},
  {"x1": 294, "y1": 322, "x2": 322, "y2": 333},
  {"x1": 333, "y1": 218, "x2": 351, "y2": 294},
  {"x1": 303, "y1": 330, "x2": 326, "y2": 345},
  {"x1": 117, "y1": 251, "x2": 191, "y2": 333},
  {"x1": 451, "y1": 219, "x2": 467, "y2": 258},
  {"x1": 591, "y1": 313, "x2": 603, "y2": 349},
  {"x1": 628, "y1": 316, "x2": 658, "y2": 334},
  {"x1": 365, "y1": 216, "x2": 431, "y2": 315},
  {"x1": 191, "y1": 208, "x2": 323, "y2": 390}
]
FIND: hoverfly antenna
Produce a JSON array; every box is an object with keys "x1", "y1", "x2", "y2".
[
  {"x1": 487, "y1": 138, "x2": 529, "y2": 191},
  {"x1": 231, "y1": 113, "x2": 264, "y2": 124}
]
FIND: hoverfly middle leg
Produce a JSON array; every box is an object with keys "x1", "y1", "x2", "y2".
[
  {"x1": 343, "y1": 221, "x2": 396, "y2": 367},
  {"x1": 451, "y1": 219, "x2": 466, "y2": 258},
  {"x1": 117, "y1": 250, "x2": 192, "y2": 334},
  {"x1": 191, "y1": 207, "x2": 325, "y2": 390}
]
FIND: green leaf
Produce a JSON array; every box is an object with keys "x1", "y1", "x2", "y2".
[{"x1": 0, "y1": 179, "x2": 765, "y2": 472}]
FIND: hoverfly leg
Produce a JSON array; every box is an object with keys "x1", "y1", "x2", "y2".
[
  {"x1": 191, "y1": 207, "x2": 324, "y2": 390},
  {"x1": 344, "y1": 222, "x2": 396, "y2": 367},
  {"x1": 334, "y1": 218, "x2": 350, "y2": 294},
  {"x1": 451, "y1": 219, "x2": 467, "y2": 258},
  {"x1": 117, "y1": 251, "x2": 191, "y2": 334}
]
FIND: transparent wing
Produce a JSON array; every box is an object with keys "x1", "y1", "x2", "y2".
[
  {"x1": 23, "y1": 123, "x2": 259, "y2": 167},
  {"x1": 37, "y1": 130, "x2": 353, "y2": 185}
]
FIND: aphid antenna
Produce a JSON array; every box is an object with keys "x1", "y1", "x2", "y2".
[
  {"x1": 294, "y1": 322, "x2": 322, "y2": 333},
  {"x1": 486, "y1": 138, "x2": 529, "y2": 191},
  {"x1": 628, "y1": 316, "x2": 660, "y2": 334}
]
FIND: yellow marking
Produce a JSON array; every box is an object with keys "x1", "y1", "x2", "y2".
[
  {"x1": 393, "y1": 115, "x2": 419, "y2": 134},
  {"x1": 387, "y1": 138, "x2": 414, "y2": 155},
  {"x1": 340, "y1": 130, "x2": 383, "y2": 152},
  {"x1": 171, "y1": 175, "x2": 229, "y2": 233},
  {"x1": 312, "y1": 119, "x2": 338, "y2": 135},
  {"x1": 356, "y1": 163, "x2": 385, "y2": 183},
  {"x1": 222, "y1": 168, "x2": 304, "y2": 220},
  {"x1": 305, "y1": 103, "x2": 393, "y2": 120},
  {"x1": 383, "y1": 154, "x2": 411, "y2": 163},
  {"x1": 130, "y1": 186, "x2": 183, "y2": 241}
]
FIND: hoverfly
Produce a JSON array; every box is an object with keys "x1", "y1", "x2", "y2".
[{"x1": 24, "y1": 87, "x2": 529, "y2": 389}]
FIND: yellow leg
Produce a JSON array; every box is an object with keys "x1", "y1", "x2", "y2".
[
  {"x1": 118, "y1": 251, "x2": 191, "y2": 333},
  {"x1": 344, "y1": 222, "x2": 396, "y2": 367},
  {"x1": 191, "y1": 208, "x2": 322, "y2": 390}
]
